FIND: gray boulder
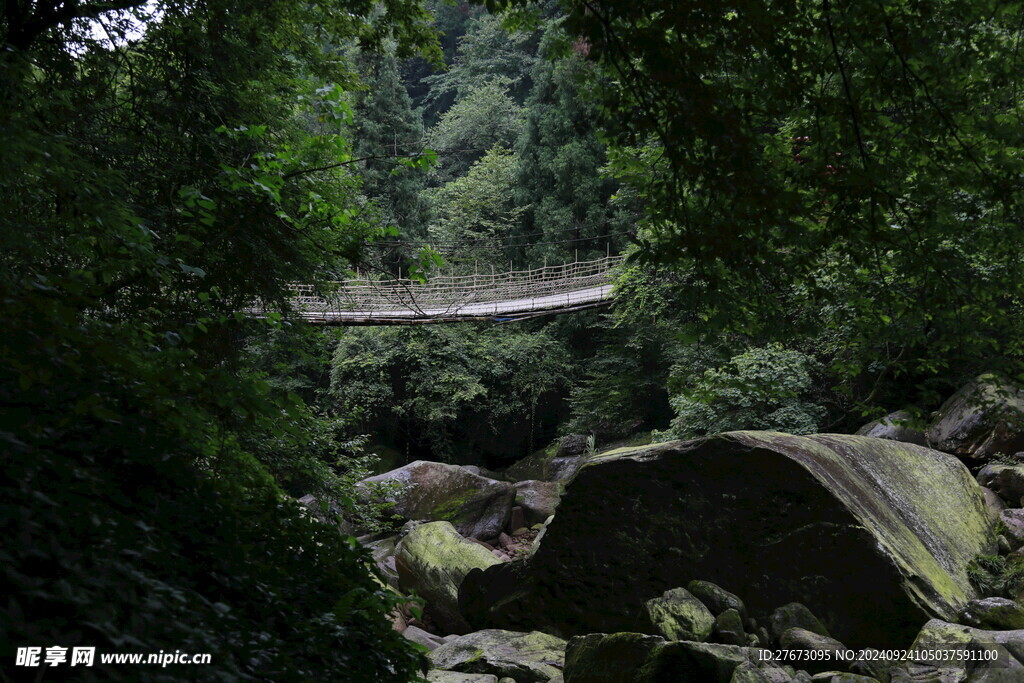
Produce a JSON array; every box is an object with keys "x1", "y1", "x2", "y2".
[
  {"x1": 730, "y1": 660, "x2": 809, "y2": 682},
  {"x1": 981, "y1": 486, "x2": 1008, "y2": 518},
  {"x1": 563, "y1": 633, "x2": 762, "y2": 683},
  {"x1": 978, "y1": 464, "x2": 1024, "y2": 507},
  {"x1": 405, "y1": 624, "x2": 446, "y2": 650},
  {"x1": 427, "y1": 672, "x2": 499, "y2": 683},
  {"x1": 361, "y1": 460, "x2": 515, "y2": 539},
  {"x1": 688, "y1": 580, "x2": 749, "y2": 621},
  {"x1": 715, "y1": 609, "x2": 747, "y2": 646},
  {"x1": 563, "y1": 632, "x2": 665, "y2": 683},
  {"x1": 856, "y1": 410, "x2": 927, "y2": 446},
  {"x1": 779, "y1": 628, "x2": 850, "y2": 674},
  {"x1": 645, "y1": 642, "x2": 766, "y2": 683},
  {"x1": 888, "y1": 665, "x2": 966, "y2": 682},
  {"x1": 729, "y1": 661, "x2": 792, "y2": 683},
  {"x1": 926, "y1": 374, "x2": 1024, "y2": 461},
  {"x1": 1000, "y1": 509, "x2": 1024, "y2": 546},
  {"x1": 429, "y1": 629, "x2": 566, "y2": 683},
  {"x1": 506, "y1": 436, "x2": 591, "y2": 483},
  {"x1": 893, "y1": 618, "x2": 1024, "y2": 680},
  {"x1": 358, "y1": 531, "x2": 402, "y2": 588},
  {"x1": 395, "y1": 521, "x2": 500, "y2": 633},
  {"x1": 641, "y1": 587, "x2": 715, "y2": 642},
  {"x1": 514, "y1": 480, "x2": 563, "y2": 526},
  {"x1": 769, "y1": 603, "x2": 831, "y2": 642},
  {"x1": 460, "y1": 432, "x2": 994, "y2": 648},
  {"x1": 959, "y1": 597, "x2": 1024, "y2": 630}
]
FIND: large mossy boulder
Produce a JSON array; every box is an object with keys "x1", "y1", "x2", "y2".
[
  {"x1": 769, "y1": 603, "x2": 830, "y2": 642},
  {"x1": 779, "y1": 629, "x2": 850, "y2": 674},
  {"x1": 563, "y1": 633, "x2": 666, "y2": 683},
  {"x1": 460, "y1": 432, "x2": 994, "y2": 649},
  {"x1": 362, "y1": 460, "x2": 515, "y2": 539},
  {"x1": 713, "y1": 609, "x2": 746, "y2": 646},
  {"x1": 926, "y1": 373, "x2": 1024, "y2": 461},
  {"x1": 429, "y1": 629, "x2": 566, "y2": 683},
  {"x1": 687, "y1": 580, "x2": 748, "y2": 621},
  {"x1": 395, "y1": 522, "x2": 500, "y2": 633},
  {"x1": 959, "y1": 597, "x2": 1024, "y2": 630}
]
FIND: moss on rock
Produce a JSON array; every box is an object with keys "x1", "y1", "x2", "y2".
[
  {"x1": 563, "y1": 632, "x2": 666, "y2": 683},
  {"x1": 641, "y1": 587, "x2": 715, "y2": 642},
  {"x1": 395, "y1": 522, "x2": 500, "y2": 633},
  {"x1": 460, "y1": 432, "x2": 995, "y2": 648}
]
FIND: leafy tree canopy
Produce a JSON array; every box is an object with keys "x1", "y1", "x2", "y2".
[
  {"x1": 485, "y1": 0, "x2": 1024, "y2": 408},
  {"x1": 423, "y1": 11, "x2": 540, "y2": 108},
  {"x1": 426, "y1": 80, "x2": 526, "y2": 182},
  {"x1": 427, "y1": 145, "x2": 528, "y2": 265},
  {"x1": 330, "y1": 323, "x2": 572, "y2": 463},
  {"x1": 1, "y1": 0, "x2": 440, "y2": 678}
]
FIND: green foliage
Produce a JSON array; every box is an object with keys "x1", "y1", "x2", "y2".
[
  {"x1": 427, "y1": 145, "x2": 528, "y2": 264},
  {"x1": 329, "y1": 324, "x2": 572, "y2": 461},
  {"x1": 967, "y1": 555, "x2": 1024, "y2": 599},
  {"x1": 426, "y1": 81, "x2": 526, "y2": 182},
  {"x1": 659, "y1": 344, "x2": 828, "y2": 439},
  {"x1": 423, "y1": 12, "x2": 539, "y2": 108},
  {"x1": 243, "y1": 324, "x2": 341, "y2": 402},
  {"x1": 485, "y1": 0, "x2": 1024, "y2": 411},
  {"x1": 354, "y1": 49, "x2": 431, "y2": 244},
  {"x1": 3, "y1": 429, "x2": 422, "y2": 679},
  {"x1": 565, "y1": 314, "x2": 677, "y2": 441},
  {"x1": 242, "y1": 412, "x2": 408, "y2": 532},
  {"x1": 1, "y1": 0, "x2": 439, "y2": 678},
  {"x1": 514, "y1": 28, "x2": 630, "y2": 265}
]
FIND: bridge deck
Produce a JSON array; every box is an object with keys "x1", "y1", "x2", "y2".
[
  {"x1": 298, "y1": 283, "x2": 614, "y2": 324},
  {"x1": 267, "y1": 255, "x2": 624, "y2": 325}
]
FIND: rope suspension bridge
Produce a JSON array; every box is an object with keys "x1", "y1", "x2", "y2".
[{"x1": 268, "y1": 254, "x2": 626, "y2": 325}]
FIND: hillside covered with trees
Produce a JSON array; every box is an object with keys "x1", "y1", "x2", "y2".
[{"x1": 4, "y1": 0, "x2": 1024, "y2": 680}]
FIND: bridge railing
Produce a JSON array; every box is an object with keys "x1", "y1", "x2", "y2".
[{"x1": 287, "y1": 254, "x2": 625, "y2": 317}]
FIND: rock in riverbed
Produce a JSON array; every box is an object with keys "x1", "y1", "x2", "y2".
[
  {"x1": 926, "y1": 373, "x2": 1024, "y2": 461},
  {"x1": 395, "y1": 521, "x2": 500, "y2": 633},
  {"x1": 429, "y1": 629, "x2": 566, "y2": 683},
  {"x1": 460, "y1": 432, "x2": 994, "y2": 648},
  {"x1": 361, "y1": 460, "x2": 514, "y2": 539}
]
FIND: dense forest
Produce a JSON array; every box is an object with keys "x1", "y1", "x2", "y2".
[{"x1": 4, "y1": 0, "x2": 1024, "y2": 680}]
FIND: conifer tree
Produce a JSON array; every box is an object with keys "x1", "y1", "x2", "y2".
[{"x1": 514, "y1": 34, "x2": 630, "y2": 265}]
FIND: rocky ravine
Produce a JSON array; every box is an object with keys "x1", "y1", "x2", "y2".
[{"x1": 315, "y1": 373, "x2": 1024, "y2": 682}]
